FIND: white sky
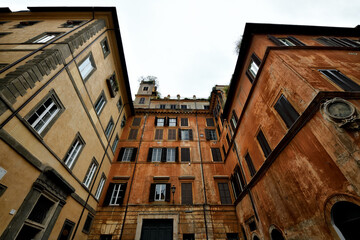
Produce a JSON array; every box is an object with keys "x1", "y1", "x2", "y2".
[{"x1": 2, "y1": 0, "x2": 360, "y2": 99}]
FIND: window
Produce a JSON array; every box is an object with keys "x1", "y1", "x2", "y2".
[
  {"x1": 26, "y1": 90, "x2": 64, "y2": 136},
  {"x1": 217, "y1": 124, "x2": 221, "y2": 137},
  {"x1": 117, "y1": 148, "x2": 137, "y2": 162},
  {"x1": 245, "y1": 153, "x2": 256, "y2": 177},
  {"x1": 246, "y1": 53, "x2": 261, "y2": 83},
  {"x1": 205, "y1": 129, "x2": 217, "y2": 140},
  {"x1": 331, "y1": 201, "x2": 360, "y2": 240},
  {"x1": 78, "y1": 52, "x2": 96, "y2": 81},
  {"x1": 0, "y1": 32, "x2": 11, "y2": 38},
  {"x1": 95, "y1": 174, "x2": 106, "y2": 200},
  {"x1": 317, "y1": 37, "x2": 360, "y2": 47},
  {"x1": 139, "y1": 97, "x2": 145, "y2": 104},
  {"x1": 206, "y1": 118, "x2": 215, "y2": 126},
  {"x1": 14, "y1": 21, "x2": 40, "y2": 28},
  {"x1": 160, "y1": 104, "x2": 166, "y2": 109},
  {"x1": 181, "y1": 118, "x2": 188, "y2": 126},
  {"x1": 168, "y1": 129, "x2": 176, "y2": 140},
  {"x1": 268, "y1": 35, "x2": 305, "y2": 46},
  {"x1": 121, "y1": 115, "x2": 126, "y2": 128},
  {"x1": 58, "y1": 219, "x2": 75, "y2": 240},
  {"x1": 151, "y1": 148, "x2": 162, "y2": 162},
  {"x1": 218, "y1": 183, "x2": 232, "y2": 204},
  {"x1": 257, "y1": 130, "x2": 271, "y2": 158},
  {"x1": 183, "y1": 234, "x2": 195, "y2": 240},
  {"x1": 181, "y1": 105, "x2": 187, "y2": 109},
  {"x1": 105, "y1": 119, "x2": 114, "y2": 138},
  {"x1": 132, "y1": 117, "x2": 141, "y2": 126},
  {"x1": 64, "y1": 134, "x2": 85, "y2": 169},
  {"x1": 230, "y1": 110, "x2": 238, "y2": 131},
  {"x1": 111, "y1": 135, "x2": 119, "y2": 153},
  {"x1": 31, "y1": 32, "x2": 63, "y2": 43},
  {"x1": 274, "y1": 95, "x2": 300, "y2": 128},
  {"x1": 181, "y1": 148, "x2": 190, "y2": 162},
  {"x1": 100, "y1": 235, "x2": 112, "y2": 240},
  {"x1": 60, "y1": 20, "x2": 84, "y2": 28},
  {"x1": 179, "y1": 129, "x2": 193, "y2": 140},
  {"x1": 116, "y1": 97, "x2": 123, "y2": 111},
  {"x1": 247, "y1": 217, "x2": 257, "y2": 231},
  {"x1": 128, "y1": 129, "x2": 138, "y2": 140},
  {"x1": 170, "y1": 104, "x2": 177, "y2": 109},
  {"x1": 94, "y1": 91, "x2": 107, "y2": 115},
  {"x1": 166, "y1": 148, "x2": 177, "y2": 162},
  {"x1": 181, "y1": 183, "x2": 193, "y2": 205},
  {"x1": 100, "y1": 37, "x2": 110, "y2": 58},
  {"x1": 227, "y1": 233, "x2": 239, "y2": 240},
  {"x1": 204, "y1": 105, "x2": 210, "y2": 110},
  {"x1": 149, "y1": 183, "x2": 171, "y2": 202},
  {"x1": 143, "y1": 87, "x2": 148, "y2": 91},
  {"x1": 231, "y1": 165, "x2": 245, "y2": 199},
  {"x1": 319, "y1": 69, "x2": 360, "y2": 92},
  {"x1": 270, "y1": 229, "x2": 286, "y2": 240},
  {"x1": 83, "y1": 159, "x2": 98, "y2": 188},
  {"x1": 104, "y1": 183, "x2": 127, "y2": 206},
  {"x1": 211, "y1": 148, "x2": 222, "y2": 162},
  {"x1": 106, "y1": 73, "x2": 118, "y2": 98},
  {"x1": 155, "y1": 129, "x2": 163, "y2": 140},
  {"x1": 155, "y1": 117, "x2": 165, "y2": 126},
  {"x1": 82, "y1": 213, "x2": 94, "y2": 234},
  {"x1": 15, "y1": 194, "x2": 57, "y2": 240},
  {"x1": 226, "y1": 134, "x2": 231, "y2": 145},
  {"x1": 168, "y1": 118, "x2": 177, "y2": 127}
]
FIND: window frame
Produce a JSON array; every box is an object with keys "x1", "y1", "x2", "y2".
[
  {"x1": 94, "y1": 91, "x2": 107, "y2": 115},
  {"x1": 27, "y1": 32, "x2": 64, "y2": 44},
  {"x1": 181, "y1": 118, "x2": 189, "y2": 126},
  {"x1": 104, "y1": 118, "x2": 114, "y2": 139},
  {"x1": 155, "y1": 129, "x2": 164, "y2": 140},
  {"x1": 111, "y1": 134, "x2": 119, "y2": 153},
  {"x1": 82, "y1": 213, "x2": 94, "y2": 234},
  {"x1": 106, "y1": 73, "x2": 119, "y2": 98},
  {"x1": 218, "y1": 182, "x2": 232, "y2": 204},
  {"x1": 268, "y1": 35, "x2": 306, "y2": 46},
  {"x1": 256, "y1": 129, "x2": 272, "y2": 158},
  {"x1": 155, "y1": 117, "x2": 165, "y2": 127},
  {"x1": 211, "y1": 148, "x2": 222, "y2": 162},
  {"x1": 154, "y1": 183, "x2": 167, "y2": 201},
  {"x1": 245, "y1": 153, "x2": 256, "y2": 177},
  {"x1": 60, "y1": 20, "x2": 84, "y2": 28},
  {"x1": 57, "y1": 219, "x2": 75, "y2": 240},
  {"x1": 128, "y1": 128, "x2": 138, "y2": 140},
  {"x1": 274, "y1": 94, "x2": 300, "y2": 129},
  {"x1": 83, "y1": 158, "x2": 98, "y2": 188},
  {"x1": 139, "y1": 98, "x2": 145, "y2": 104},
  {"x1": 104, "y1": 183, "x2": 127, "y2": 206},
  {"x1": 168, "y1": 129, "x2": 177, "y2": 140},
  {"x1": 181, "y1": 182, "x2": 193, "y2": 205},
  {"x1": 117, "y1": 147, "x2": 137, "y2": 162},
  {"x1": 25, "y1": 89, "x2": 65, "y2": 137},
  {"x1": 95, "y1": 173, "x2": 106, "y2": 200},
  {"x1": 116, "y1": 97, "x2": 123, "y2": 112},
  {"x1": 246, "y1": 53, "x2": 261, "y2": 83},
  {"x1": 168, "y1": 117, "x2": 177, "y2": 127},
  {"x1": 319, "y1": 69, "x2": 360, "y2": 92},
  {"x1": 181, "y1": 148, "x2": 190, "y2": 162},
  {"x1": 63, "y1": 133, "x2": 85, "y2": 170},
  {"x1": 205, "y1": 129, "x2": 217, "y2": 141},
  {"x1": 100, "y1": 37, "x2": 111, "y2": 58},
  {"x1": 78, "y1": 52, "x2": 96, "y2": 82}
]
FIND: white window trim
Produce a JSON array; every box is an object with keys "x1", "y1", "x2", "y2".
[
  {"x1": 152, "y1": 148, "x2": 162, "y2": 162},
  {"x1": 95, "y1": 175, "x2": 106, "y2": 200},
  {"x1": 109, "y1": 183, "x2": 124, "y2": 206},
  {"x1": 105, "y1": 119, "x2": 114, "y2": 138},
  {"x1": 169, "y1": 118, "x2": 177, "y2": 127},
  {"x1": 249, "y1": 59, "x2": 259, "y2": 78},
  {"x1": 83, "y1": 161, "x2": 97, "y2": 188},
  {"x1": 64, "y1": 137, "x2": 83, "y2": 169},
  {"x1": 112, "y1": 135, "x2": 119, "y2": 153},
  {"x1": 155, "y1": 184, "x2": 166, "y2": 201},
  {"x1": 157, "y1": 118, "x2": 165, "y2": 127},
  {"x1": 79, "y1": 53, "x2": 96, "y2": 80},
  {"x1": 94, "y1": 93, "x2": 107, "y2": 115},
  {"x1": 122, "y1": 148, "x2": 133, "y2": 162},
  {"x1": 166, "y1": 148, "x2": 176, "y2": 162}
]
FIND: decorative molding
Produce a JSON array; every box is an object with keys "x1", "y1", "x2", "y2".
[{"x1": 178, "y1": 175, "x2": 195, "y2": 180}]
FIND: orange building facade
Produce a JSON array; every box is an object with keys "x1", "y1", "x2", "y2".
[{"x1": 1, "y1": 6, "x2": 360, "y2": 240}]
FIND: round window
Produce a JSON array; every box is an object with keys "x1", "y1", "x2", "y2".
[{"x1": 324, "y1": 98, "x2": 355, "y2": 121}]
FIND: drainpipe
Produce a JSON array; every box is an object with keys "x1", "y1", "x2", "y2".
[{"x1": 194, "y1": 100, "x2": 209, "y2": 240}]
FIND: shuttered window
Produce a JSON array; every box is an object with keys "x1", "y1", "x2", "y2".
[
  {"x1": 218, "y1": 183, "x2": 232, "y2": 204},
  {"x1": 155, "y1": 129, "x2": 163, "y2": 140},
  {"x1": 168, "y1": 129, "x2": 176, "y2": 140},
  {"x1": 147, "y1": 148, "x2": 178, "y2": 162},
  {"x1": 155, "y1": 117, "x2": 165, "y2": 126},
  {"x1": 319, "y1": 69, "x2": 360, "y2": 92},
  {"x1": 205, "y1": 129, "x2": 217, "y2": 140},
  {"x1": 132, "y1": 117, "x2": 141, "y2": 126},
  {"x1": 181, "y1": 148, "x2": 190, "y2": 162},
  {"x1": 274, "y1": 95, "x2": 300, "y2": 128},
  {"x1": 149, "y1": 183, "x2": 171, "y2": 202},
  {"x1": 181, "y1": 183, "x2": 193, "y2": 205},
  {"x1": 256, "y1": 130, "x2": 271, "y2": 158},
  {"x1": 206, "y1": 118, "x2": 215, "y2": 126},
  {"x1": 230, "y1": 110, "x2": 238, "y2": 131},
  {"x1": 103, "y1": 183, "x2": 127, "y2": 206},
  {"x1": 181, "y1": 118, "x2": 188, "y2": 126},
  {"x1": 117, "y1": 148, "x2": 137, "y2": 162},
  {"x1": 245, "y1": 153, "x2": 256, "y2": 177},
  {"x1": 179, "y1": 129, "x2": 193, "y2": 140},
  {"x1": 128, "y1": 129, "x2": 138, "y2": 140},
  {"x1": 211, "y1": 148, "x2": 222, "y2": 162}
]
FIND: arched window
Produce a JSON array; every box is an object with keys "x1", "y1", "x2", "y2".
[
  {"x1": 331, "y1": 201, "x2": 360, "y2": 239},
  {"x1": 270, "y1": 228, "x2": 285, "y2": 240},
  {"x1": 253, "y1": 235, "x2": 260, "y2": 240}
]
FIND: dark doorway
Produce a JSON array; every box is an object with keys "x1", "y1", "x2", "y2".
[
  {"x1": 270, "y1": 228, "x2": 285, "y2": 240},
  {"x1": 332, "y1": 201, "x2": 360, "y2": 240},
  {"x1": 140, "y1": 219, "x2": 173, "y2": 240}
]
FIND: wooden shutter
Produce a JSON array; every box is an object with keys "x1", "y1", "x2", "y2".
[
  {"x1": 206, "y1": 118, "x2": 214, "y2": 126},
  {"x1": 251, "y1": 53, "x2": 261, "y2": 66},
  {"x1": 118, "y1": 183, "x2": 127, "y2": 205},
  {"x1": 256, "y1": 130, "x2": 271, "y2": 158},
  {"x1": 175, "y1": 117, "x2": 178, "y2": 126},
  {"x1": 168, "y1": 129, "x2": 176, "y2": 140},
  {"x1": 149, "y1": 184, "x2": 156, "y2": 202},
  {"x1": 161, "y1": 148, "x2": 167, "y2": 162},
  {"x1": 245, "y1": 153, "x2": 256, "y2": 177},
  {"x1": 268, "y1": 35, "x2": 283, "y2": 46},
  {"x1": 165, "y1": 117, "x2": 169, "y2": 126},
  {"x1": 189, "y1": 129, "x2": 193, "y2": 140},
  {"x1": 181, "y1": 183, "x2": 193, "y2": 205},
  {"x1": 147, "y1": 148, "x2": 153, "y2": 162},
  {"x1": 117, "y1": 148, "x2": 125, "y2": 162},
  {"x1": 211, "y1": 148, "x2": 222, "y2": 162},
  {"x1": 178, "y1": 129, "x2": 182, "y2": 140},
  {"x1": 175, "y1": 147, "x2": 179, "y2": 162},
  {"x1": 205, "y1": 129, "x2": 210, "y2": 140},
  {"x1": 181, "y1": 148, "x2": 190, "y2": 162},
  {"x1": 131, "y1": 148, "x2": 137, "y2": 162},
  {"x1": 165, "y1": 183, "x2": 171, "y2": 202},
  {"x1": 218, "y1": 182, "x2": 232, "y2": 204},
  {"x1": 288, "y1": 36, "x2": 306, "y2": 46},
  {"x1": 103, "y1": 183, "x2": 115, "y2": 206},
  {"x1": 154, "y1": 117, "x2": 158, "y2": 126},
  {"x1": 274, "y1": 95, "x2": 300, "y2": 128}
]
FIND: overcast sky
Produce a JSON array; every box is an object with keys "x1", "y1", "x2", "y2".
[{"x1": 2, "y1": 0, "x2": 360, "y2": 99}]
